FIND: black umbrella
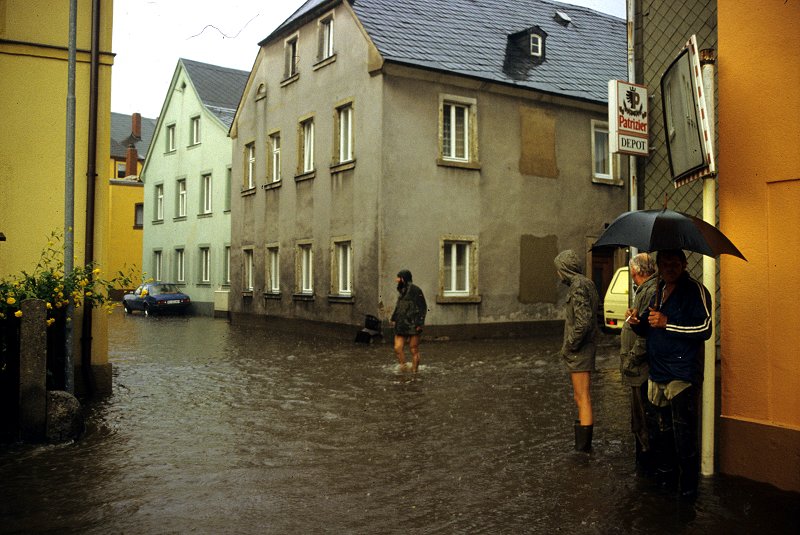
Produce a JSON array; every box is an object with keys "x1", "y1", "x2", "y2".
[{"x1": 593, "y1": 208, "x2": 746, "y2": 260}]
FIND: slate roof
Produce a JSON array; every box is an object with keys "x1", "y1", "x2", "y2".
[
  {"x1": 110, "y1": 112, "x2": 157, "y2": 160},
  {"x1": 265, "y1": 0, "x2": 626, "y2": 104},
  {"x1": 181, "y1": 58, "x2": 250, "y2": 128}
]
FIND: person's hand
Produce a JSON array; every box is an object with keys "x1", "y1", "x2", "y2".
[
  {"x1": 415, "y1": 325, "x2": 423, "y2": 333},
  {"x1": 625, "y1": 308, "x2": 640, "y2": 325},
  {"x1": 647, "y1": 307, "x2": 668, "y2": 328}
]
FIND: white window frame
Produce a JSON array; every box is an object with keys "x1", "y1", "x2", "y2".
[
  {"x1": 245, "y1": 142, "x2": 256, "y2": 189},
  {"x1": 333, "y1": 240, "x2": 352, "y2": 296},
  {"x1": 177, "y1": 179, "x2": 187, "y2": 218},
  {"x1": 267, "y1": 246, "x2": 280, "y2": 293},
  {"x1": 337, "y1": 104, "x2": 353, "y2": 163},
  {"x1": 530, "y1": 34, "x2": 543, "y2": 57},
  {"x1": 284, "y1": 35, "x2": 299, "y2": 79},
  {"x1": 153, "y1": 250, "x2": 162, "y2": 282},
  {"x1": 439, "y1": 235, "x2": 480, "y2": 302},
  {"x1": 243, "y1": 248, "x2": 254, "y2": 291},
  {"x1": 296, "y1": 242, "x2": 314, "y2": 294},
  {"x1": 190, "y1": 116, "x2": 201, "y2": 145},
  {"x1": 318, "y1": 15, "x2": 334, "y2": 60},
  {"x1": 166, "y1": 124, "x2": 176, "y2": 152},
  {"x1": 201, "y1": 173, "x2": 212, "y2": 213},
  {"x1": 116, "y1": 162, "x2": 126, "y2": 178},
  {"x1": 301, "y1": 119, "x2": 315, "y2": 173},
  {"x1": 200, "y1": 247, "x2": 211, "y2": 283},
  {"x1": 223, "y1": 246, "x2": 231, "y2": 285},
  {"x1": 155, "y1": 184, "x2": 164, "y2": 221},
  {"x1": 175, "y1": 248, "x2": 185, "y2": 283},
  {"x1": 224, "y1": 167, "x2": 232, "y2": 211},
  {"x1": 439, "y1": 95, "x2": 478, "y2": 164},
  {"x1": 269, "y1": 132, "x2": 281, "y2": 183},
  {"x1": 591, "y1": 119, "x2": 624, "y2": 185}
]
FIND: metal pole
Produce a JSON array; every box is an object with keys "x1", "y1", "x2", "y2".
[
  {"x1": 700, "y1": 49, "x2": 717, "y2": 476},
  {"x1": 64, "y1": 0, "x2": 78, "y2": 394},
  {"x1": 626, "y1": 0, "x2": 638, "y2": 301}
]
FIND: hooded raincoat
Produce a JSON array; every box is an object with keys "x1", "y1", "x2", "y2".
[
  {"x1": 391, "y1": 270, "x2": 427, "y2": 336},
  {"x1": 554, "y1": 250, "x2": 599, "y2": 372}
]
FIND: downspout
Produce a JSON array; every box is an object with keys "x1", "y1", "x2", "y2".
[
  {"x1": 81, "y1": 0, "x2": 101, "y2": 397},
  {"x1": 64, "y1": 0, "x2": 77, "y2": 394}
]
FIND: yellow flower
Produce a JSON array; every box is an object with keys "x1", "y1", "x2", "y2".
[
  {"x1": 5, "y1": 297, "x2": 15, "y2": 305},
  {"x1": 15, "y1": 310, "x2": 23, "y2": 318},
  {"x1": 93, "y1": 268, "x2": 101, "y2": 275},
  {"x1": 46, "y1": 302, "x2": 53, "y2": 310},
  {"x1": 85, "y1": 291, "x2": 93, "y2": 297},
  {"x1": 46, "y1": 318, "x2": 55, "y2": 327},
  {"x1": 0, "y1": 312, "x2": 5, "y2": 319}
]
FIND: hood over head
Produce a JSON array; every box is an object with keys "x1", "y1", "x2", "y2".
[
  {"x1": 397, "y1": 269, "x2": 413, "y2": 283},
  {"x1": 554, "y1": 250, "x2": 583, "y2": 283}
]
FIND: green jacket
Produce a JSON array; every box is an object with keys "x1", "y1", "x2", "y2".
[
  {"x1": 619, "y1": 274, "x2": 657, "y2": 386},
  {"x1": 391, "y1": 284, "x2": 427, "y2": 336},
  {"x1": 555, "y1": 250, "x2": 599, "y2": 362}
]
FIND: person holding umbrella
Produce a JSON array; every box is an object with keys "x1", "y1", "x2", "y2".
[
  {"x1": 628, "y1": 249, "x2": 712, "y2": 498},
  {"x1": 554, "y1": 250, "x2": 599, "y2": 452}
]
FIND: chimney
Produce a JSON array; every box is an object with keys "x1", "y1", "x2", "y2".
[
  {"x1": 125, "y1": 145, "x2": 139, "y2": 178},
  {"x1": 131, "y1": 112, "x2": 142, "y2": 139}
]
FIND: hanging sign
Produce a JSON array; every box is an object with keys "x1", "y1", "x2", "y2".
[{"x1": 608, "y1": 80, "x2": 649, "y2": 157}]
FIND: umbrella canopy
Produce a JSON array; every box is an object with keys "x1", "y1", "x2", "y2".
[{"x1": 593, "y1": 209, "x2": 746, "y2": 260}]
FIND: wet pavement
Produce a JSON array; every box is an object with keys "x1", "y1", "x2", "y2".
[{"x1": 1, "y1": 310, "x2": 798, "y2": 534}]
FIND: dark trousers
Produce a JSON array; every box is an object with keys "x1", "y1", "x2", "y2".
[{"x1": 645, "y1": 385, "x2": 699, "y2": 494}]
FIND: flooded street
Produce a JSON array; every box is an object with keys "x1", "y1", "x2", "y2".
[{"x1": 1, "y1": 310, "x2": 798, "y2": 534}]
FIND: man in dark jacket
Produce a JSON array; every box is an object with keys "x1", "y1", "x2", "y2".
[
  {"x1": 554, "y1": 250, "x2": 599, "y2": 452},
  {"x1": 629, "y1": 249, "x2": 712, "y2": 498},
  {"x1": 391, "y1": 269, "x2": 427, "y2": 372},
  {"x1": 620, "y1": 253, "x2": 657, "y2": 472}
]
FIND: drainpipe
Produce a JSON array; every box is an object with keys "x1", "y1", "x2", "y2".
[
  {"x1": 64, "y1": 0, "x2": 77, "y2": 394},
  {"x1": 81, "y1": 0, "x2": 101, "y2": 397},
  {"x1": 700, "y1": 48, "x2": 717, "y2": 477}
]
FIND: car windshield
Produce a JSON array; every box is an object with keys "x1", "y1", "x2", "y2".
[{"x1": 149, "y1": 284, "x2": 179, "y2": 296}]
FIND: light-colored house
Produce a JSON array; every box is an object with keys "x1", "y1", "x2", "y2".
[
  {"x1": 228, "y1": 0, "x2": 628, "y2": 336},
  {"x1": 0, "y1": 0, "x2": 115, "y2": 394},
  {"x1": 141, "y1": 59, "x2": 248, "y2": 316},
  {"x1": 108, "y1": 112, "x2": 157, "y2": 295}
]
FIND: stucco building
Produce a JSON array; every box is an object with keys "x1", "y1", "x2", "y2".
[
  {"x1": 141, "y1": 59, "x2": 248, "y2": 316},
  {"x1": 228, "y1": 0, "x2": 628, "y2": 336},
  {"x1": 0, "y1": 0, "x2": 115, "y2": 393}
]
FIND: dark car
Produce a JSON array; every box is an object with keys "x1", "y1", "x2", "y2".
[{"x1": 122, "y1": 283, "x2": 191, "y2": 316}]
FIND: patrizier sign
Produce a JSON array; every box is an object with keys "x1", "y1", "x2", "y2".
[{"x1": 608, "y1": 80, "x2": 649, "y2": 157}]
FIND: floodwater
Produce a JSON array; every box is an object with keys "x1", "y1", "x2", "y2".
[{"x1": 1, "y1": 311, "x2": 798, "y2": 534}]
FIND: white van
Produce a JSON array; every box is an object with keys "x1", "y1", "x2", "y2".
[{"x1": 603, "y1": 267, "x2": 629, "y2": 331}]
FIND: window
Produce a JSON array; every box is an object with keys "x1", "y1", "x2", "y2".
[
  {"x1": 439, "y1": 236, "x2": 480, "y2": 302},
  {"x1": 154, "y1": 184, "x2": 164, "y2": 221},
  {"x1": 190, "y1": 116, "x2": 201, "y2": 145},
  {"x1": 166, "y1": 124, "x2": 176, "y2": 152},
  {"x1": 300, "y1": 118, "x2": 315, "y2": 174},
  {"x1": 175, "y1": 248, "x2": 185, "y2": 283},
  {"x1": 224, "y1": 167, "x2": 232, "y2": 211},
  {"x1": 244, "y1": 142, "x2": 256, "y2": 189},
  {"x1": 153, "y1": 250, "x2": 162, "y2": 281},
  {"x1": 243, "y1": 249, "x2": 254, "y2": 291},
  {"x1": 332, "y1": 240, "x2": 352, "y2": 296},
  {"x1": 200, "y1": 247, "x2": 211, "y2": 283},
  {"x1": 439, "y1": 95, "x2": 478, "y2": 165},
  {"x1": 223, "y1": 246, "x2": 231, "y2": 285},
  {"x1": 318, "y1": 16, "x2": 334, "y2": 61},
  {"x1": 530, "y1": 34, "x2": 543, "y2": 57},
  {"x1": 269, "y1": 132, "x2": 281, "y2": 183},
  {"x1": 201, "y1": 174, "x2": 212, "y2": 214},
  {"x1": 590, "y1": 119, "x2": 625, "y2": 185},
  {"x1": 267, "y1": 246, "x2": 280, "y2": 293},
  {"x1": 134, "y1": 203, "x2": 144, "y2": 228},
  {"x1": 176, "y1": 179, "x2": 187, "y2": 218},
  {"x1": 297, "y1": 243, "x2": 313, "y2": 294},
  {"x1": 116, "y1": 162, "x2": 126, "y2": 179},
  {"x1": 336, "y1": 104, "x2": 353, "y2": 164},
  {"x1": 284, "y1": 35, "x2": 299, "y2": 79}
]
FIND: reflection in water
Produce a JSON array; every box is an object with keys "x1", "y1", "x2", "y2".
[{"x1": 0, "y1": 311, "x2": 797, "y2": 534}]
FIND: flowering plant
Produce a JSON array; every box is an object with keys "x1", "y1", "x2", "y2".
[{"x1": 0, "y1": 231, "x2": 134, "y2": 324}]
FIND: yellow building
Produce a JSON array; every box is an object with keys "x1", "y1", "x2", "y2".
[
  {"x1": 717, "y1": 0, "x2": 800, "y2": 493},
  {"x1": 107, "y1": 112, "x2": 157, "y2": 294},
  {"x1": 0, "y1": 0, "x2": 115, "y2": 394}
]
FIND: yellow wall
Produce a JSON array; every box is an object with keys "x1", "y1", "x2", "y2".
[
  {"x1": 108, "y1": 180, "x2": 143, "y2": 287},
  {"x1": 0, "y1": 0, "x2": 115, "y2": 386},
  {"x1": 108, "y1": 156, "x2": 143, "y2": 180},
  {"x1": 718, "y1": 0, "x2": 800, "y2": 491}
]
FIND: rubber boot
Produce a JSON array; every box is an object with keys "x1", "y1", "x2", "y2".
[
  {"x1": 574, "y1": 422, "x2": 593, "y2": 452},
  {"x1": 671, "y1": 388, "x2": 699, "y2": 499}
]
